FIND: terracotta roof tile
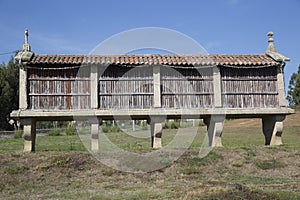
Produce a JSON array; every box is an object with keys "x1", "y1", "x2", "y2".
[{"x1": 28, "y1": 54, "x2": 280, "y2": 67}]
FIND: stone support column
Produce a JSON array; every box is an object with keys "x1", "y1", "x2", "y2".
[
  {"x1": 90, "y1": 118, "x2": 101, "y2": 151},
  {"x1": 132, "y1": 120, "x2": 136, "y2": 132},
  {"x1": 277, "y1": 65, "x2": 287, "y2": 107},
  {"x1": 262, "y1": 115, "x2": 285, "y2": 146},
  {"x1": 213, "y1": 66, "x2": 222, "y2": 108},
  {"x1": 90, "y1": 65, "x2": 98, "y2": 109},
  {"x1": 204, "y1": 115, "x2": 224, "y2": 147},
  {"x1": 22, "y1": 118, "x2": 36, "y2": 152},
  {"x1": 149, "y1": 116, "x2": 164, "y2": 148},
  {"x1": 153, "y1": 65, "x2": 161, "y2": 108},
  {"x1": 151, "y1": 122, "x2": 162, "y2": 148}
]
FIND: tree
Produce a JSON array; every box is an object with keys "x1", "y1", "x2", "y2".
[
  {"x1": 287, "y1": 65, "x2": 300, "y2": 107},
  {"x1": 0, "y1": 57, "x2": 19, "y2": 130}
]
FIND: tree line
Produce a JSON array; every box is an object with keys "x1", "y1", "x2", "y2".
[
  {"x1": 287, "y1": 65, "x2": 300, "y2": 107},
  {"x1": 0, "y1": 57, "x2": 19, "y2": 130},
  {"x1": 0, "y1": 58, "x2": 300, "y2": 130}
]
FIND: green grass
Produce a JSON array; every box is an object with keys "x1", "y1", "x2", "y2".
[
  {"x1": 0, "y1": 123, "x2": 299, "y2": 200},
  {"x1": 0, "y1": 135, "x2": 86, "y2": 153},
  {"x1": 1, "y1": 123, "x2": 298, "y2": 153},
  {"x1": 36, "y1": 135, "x2": 86, "y2": 152},
  {"x1": 0, "y1": 138, "x2": 23, "y2": 153},
  {"x1": 5, "y1": 165, "x2": 28, "y2": 174}
]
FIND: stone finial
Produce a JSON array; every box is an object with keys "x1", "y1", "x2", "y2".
[
  {"x1": 15, "y1": 28, "x2": 34, "y2": 63},
  {"x1": 25, "y1": 28, "x2": 29, "y2": 44},
  {"x1": 22, "y1": 28, "x2": 31, "y2": 52},
  {"x1": 267, "y1": 31, "x2": 276, "y2": 52},
  {"x1": 265, "y1": 31, "x2": 290, "y2": 62}
]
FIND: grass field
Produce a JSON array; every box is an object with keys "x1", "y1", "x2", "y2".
[{"x1": 0, "y1": 112, "x2": 299, "y2": 199}]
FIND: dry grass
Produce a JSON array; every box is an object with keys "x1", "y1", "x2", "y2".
[
  {"x1": 0, "y1": 110, "x2": 299, "y2": 199},
  {"x1": 0, "y1": 146, "x2": 299, "y2": 199}
]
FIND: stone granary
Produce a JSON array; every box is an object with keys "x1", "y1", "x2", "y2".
[{"x1": 11, "y1": 30, "x2": 294, "y2": 152}]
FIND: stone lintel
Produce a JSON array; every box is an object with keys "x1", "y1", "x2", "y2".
[{"x1": 10, "y1": 107, "x2": 295, "y2": 122}]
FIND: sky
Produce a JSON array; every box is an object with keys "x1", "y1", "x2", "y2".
[{"x1": 0, "y1": 0, "x2": 299, "y2": 90}]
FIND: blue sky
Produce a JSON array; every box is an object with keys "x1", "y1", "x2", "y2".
[{"x1": 0, "y1": 0, "x2": 299, "y2": 89}]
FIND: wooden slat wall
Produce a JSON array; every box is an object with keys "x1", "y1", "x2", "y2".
[
  {"x1": 28, "y1": 67, "x2": 91, "y2": 110},
  {"x1": 221, "y1": 66, "x2": 279, "y2": 108},
  {"x1": 99, "y1": 66, "x2": 153, "y2": 109},
  {"x1": 27, "y1": 65, "x2": 279, "y2": 110},
  {"x1": 161, "y1": 67, "x2": 213, "y2": 108}
]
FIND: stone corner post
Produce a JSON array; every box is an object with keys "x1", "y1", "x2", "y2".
[
  {"x1": 277, "y1": 64, "x2": 287, "y2": 107},
  {"x1": 19, "y1": 65, "x2": 28, "y2": 109}
]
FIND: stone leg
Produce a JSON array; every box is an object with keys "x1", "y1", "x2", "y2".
[
  {"x1": 90, "y1": 118, "x2": 101, "y2": 151},
  {"x1": 262, "y1": 115, "x2": 285, "y2": 146},
  {"x1": 204, "y1": 115, "x2": 224, "y2": 147},
  {"x1": 150, "y1": 122, "x2": 162, "y2": 149},
  {"x1": 22, "y1": 118, "x2": 36, "y2": 152},
  {"x1": 132, "y1": 120, "x2": 136, "y2": 132}
]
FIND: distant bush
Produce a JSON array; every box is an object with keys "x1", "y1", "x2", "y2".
[
  {"x1": 163, "y1": 121, "x2": 180, "y2": 129},
  {"x1": 48, "y1": 128, "x2": 61, "y2": 136},
  {"x1": 111, "y1": 125, "x2": 121, "y2": 133},
  {"x1": 198, "y1": 120, "x2": 205, "y2": 126},
  {"x1": 102, "y1": 125, "x2": 122, "y2": 133},
  {"x1": 171, "y1": 121, "x2": 180, "y2": 129},
  {"x1": 163, "y1": 121, "x2": 170, "y2": 129},
  {"x1": 65, "y1": 126, "x2": 76, "y2": 136},
  {"x1": 102, "y1": 126, "x2": 110, "y2": 133},
  {"x1": 140, "y1": 121, "x2": 148, "y2": 130},
  {"x1": 13, "y1": 130, "x2": 23, "y2": 139}
]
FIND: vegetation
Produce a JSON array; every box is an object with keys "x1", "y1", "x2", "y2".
[
  {"x1": 48, "y1": 128, "x2": 62, "y2": 136},
  {"x1": 255, "y1": 158, "x2": 285, "y2": 170},
  {"x1": 65, "y1": 125, "x2": 77, "y2": 136},
  {"x1": 0, "y1": 114, "x2": 299, "y2": 199},
  {"x1": 13, "y1": 130, "x2": 22, "y2": 139},
  {"x1": 287, "y1": 65, "x2": 300, "y2": 107},
  {"x1": 0, "y1": 57, "x2": 19, "y2": 130},
  {"x1": 102, "y1": 125, "x2": 121, "y2": 133}
]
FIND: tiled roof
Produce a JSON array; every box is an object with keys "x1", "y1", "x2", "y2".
[{"x1": 28, "y1": 54, "x2": 280, "y2": 67}]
